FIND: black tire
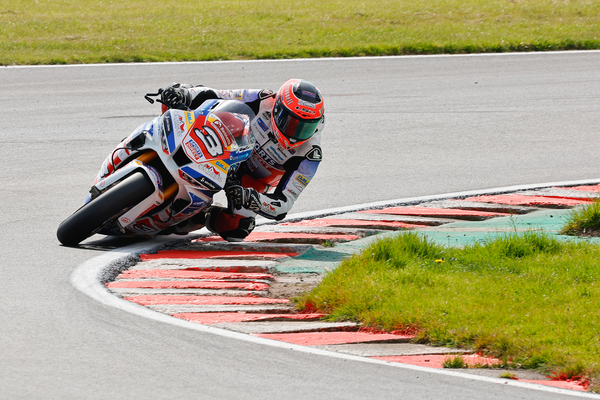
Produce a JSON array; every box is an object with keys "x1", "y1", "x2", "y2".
[{"x1": 57, "y1": 172, "x2": 155, "y2": 246}]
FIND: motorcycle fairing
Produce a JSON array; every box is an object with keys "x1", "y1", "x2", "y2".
[
  {"x1": 160, "y1": 99, "x2": 220, "y2": 155},
  {"x1": 161, "y1": 110, "x2": 195, "y2": 154},
  {"x1": 122, "y1": 190, "x2": 213, "y2": 235},
  {"x1": 179, "y1": 166, "x2": 220, "y2": 192},
  {"x1": 79, "y1": 99, "x2": 257, "y2": 238},
  {"x1": 179, "y1": 192, "x2": 212, "y2": 217}
]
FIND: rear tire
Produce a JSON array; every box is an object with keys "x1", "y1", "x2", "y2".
[{"x1": 57, "y1": 172, "x2": 155, "y2": 246}]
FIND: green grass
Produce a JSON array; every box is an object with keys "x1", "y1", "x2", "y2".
[
  {"x1": 562, "y1": 200, "x2": 600, "y2": 237},
  {"x1": 2, "y1": 0, "x2": 600, "y2": 65},
  {"x1": 499, "y1": 372, "x2": 518, "y2": 379},
  {"x1": 442, "y1": 355, "x2": 467, "y2": 369},
  {"x1": 297, "y1": 231, "x2": 600, "y2": 386}
]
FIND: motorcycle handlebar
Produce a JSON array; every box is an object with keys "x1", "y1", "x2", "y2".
[{"x1": 144, "y1": 88, "x2": 164, "y2": 105}]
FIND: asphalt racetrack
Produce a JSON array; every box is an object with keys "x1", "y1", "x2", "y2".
[{"x1": 2, "y1": 52, "x2": 600, "y2": 399}]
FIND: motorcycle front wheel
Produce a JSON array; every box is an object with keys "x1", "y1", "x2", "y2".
[{"x1": 57, "y1": 172, "x2": 155, "y2": 246}]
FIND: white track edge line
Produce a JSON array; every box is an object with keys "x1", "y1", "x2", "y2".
[
  {"x1": 71, "y1": 179, "x2": 600, "y2": 398},
  {"x1": 5, "y1": 50, "x2": 600, "y2": 69}
]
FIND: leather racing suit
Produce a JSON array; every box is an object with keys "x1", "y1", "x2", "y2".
[{"x1": 181, "y1": 85, "x2": 325, "y2": 241}]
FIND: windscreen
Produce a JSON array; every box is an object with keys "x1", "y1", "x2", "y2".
[{"x1": 209, "y1": 100, "x2": 256, "y2": 149}]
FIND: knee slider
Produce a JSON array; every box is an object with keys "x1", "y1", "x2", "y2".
[
  {"x1": 220, "y1": 216, "x2": 256, "y2": 242},
  {"x1": 204, "y1": 206, "x2": 255, "y2": 242}
]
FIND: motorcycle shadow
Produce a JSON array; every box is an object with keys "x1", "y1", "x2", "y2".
[{"x1": 65, "y1": 235, "x2": 154, "y2": 251}]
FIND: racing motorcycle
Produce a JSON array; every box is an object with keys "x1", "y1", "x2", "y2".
[{"x1": 56, "y1": 92, "x2": 256, "y2": 246}]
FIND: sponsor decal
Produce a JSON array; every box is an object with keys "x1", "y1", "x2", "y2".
[
  {"x1": 212, "y1": 159, "x2": 229, "y2": 173},
  {"x1": 179, "y1": 169, "x2": 199, "y2": 187},
  {"x1": 171, "y1": 115, "x2": 187, "y2": 140},
  {"x1": 252, "y1": 123, "x2": 269, "y2": 142},
  {"x1": 234, "y1": 90, "x2": 243, "y2": 100},
  {"x1": 162, "y1": 113, "x2": 173, "y2": 134},
  {"x1": 298, "y1": 99, "x2": 316, "y2": 108},
  {"x1": 274, "y1": 140, "x2": 288, "y2": 152},
  {"x1": 305, "y1": 146, "x2": 322, "y2": 162},
  {"x1": 161, "y1": 113, "x2": 177, "y2": 153},
  {"x1": 185, "y1": 111, "x2": 195, "y2": 126},
  {"x1": 257, "y1": 118, "x2": 269, "y2": 132},
  {"x1": 295, "y1": 174, "x2": 310, "y2": 187},
  {"x1": 302, "y1": 90, "x2": 316, "y2": 98},
  {"x1": 180, "y1": 167, "x2": 220, "y2": 191},
  {"x1": 256, "y1": 155, "x2": 272, "y2": 171},
  {"x1": 211, "y1": 119, "x2": 234, "y2": 148},
  {"x1": 259, "y1": 89, "x2": 274, "y2": 100},
  {"x1": 255, "y1": 142, "x2": 278, "y2": 167},
  {"x1": 184, "y1": 140, "x2": 203, "y2": 162},
  {"x1": 203, "y1": 163, "x2": 221, "y2": 178},
  {"x1": 286, "y1": 188, "x2": 300, "y2": 199},
  {"x1": 229, "y1": 151, "x2": 247, "y2": 162},
  {"x1": 196, "y1": 176, "x2": 219, "y2": 191},
  {"x1": 267, "y1": 144, "x2": 285, "y2": 162},
  {"x1": 292, "y1": 182, "x2": 305, "y2": 193}
]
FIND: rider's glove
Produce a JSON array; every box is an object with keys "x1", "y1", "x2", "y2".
[
  {"x1": 226, "y1": 184, "x2": 261, "y2": 212},
  {"x1": 161, "y1": 83, "x2": 191, "y2": 110}
]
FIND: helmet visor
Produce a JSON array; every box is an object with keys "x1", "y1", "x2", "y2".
[{"x1": 273, "y1": 99, "x2": 320, "y2": 143}]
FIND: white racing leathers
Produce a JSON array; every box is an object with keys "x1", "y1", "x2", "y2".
[{"x1": 187, "y1": 87, "x2": 324, "y2": 221}]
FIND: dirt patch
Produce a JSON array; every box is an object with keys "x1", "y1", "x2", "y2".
[
  {"x1": 564, "y1": 228, "x2": 600, "y2": 237},
  {"x1": 268, "y1": 273, "x2": 323, "y2": 300}
]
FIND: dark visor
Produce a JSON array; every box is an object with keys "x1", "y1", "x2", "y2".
[{"x1": 273, "y1": 99, "x2": 320, "y2": 142}]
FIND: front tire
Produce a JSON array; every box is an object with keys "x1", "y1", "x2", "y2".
[{"x1": 57, "y1": 172, "x2": 155, "y2": 246}]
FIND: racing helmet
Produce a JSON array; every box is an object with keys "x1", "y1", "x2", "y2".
[{"x1": 271, "y1": 79, "x2": 324, "y2": 149}]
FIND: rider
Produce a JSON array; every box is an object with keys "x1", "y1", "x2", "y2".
[{"x1": 160, "y1": 79, "x2": 325, "y2": 241}]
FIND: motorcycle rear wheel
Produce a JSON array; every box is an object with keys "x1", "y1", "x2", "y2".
[{"x1": 57, "y1": 172, "x2": 155, "y2": 246}]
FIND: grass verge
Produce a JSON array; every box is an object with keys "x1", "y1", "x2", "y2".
[
  {"x1": 2, "y1": 0, "x2": 600, "y2": 65},
  {"x1": 562, "y1": 200, "x2": 600, "y2": 237},
  {"x1": 297, "y1": 231, "x2": 600, "y2": 387}
]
